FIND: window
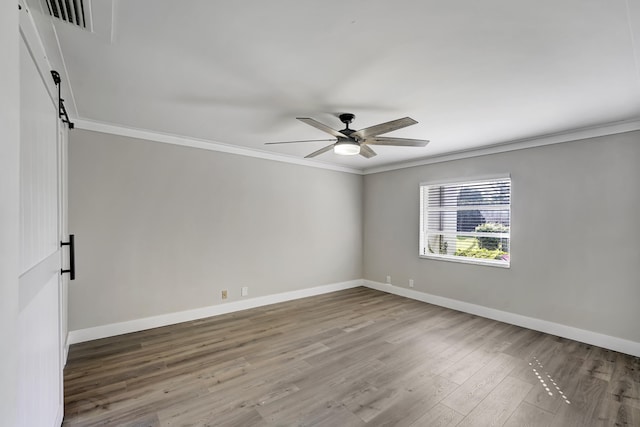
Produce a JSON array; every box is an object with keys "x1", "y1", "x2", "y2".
[{"x1": 420, "y1": 176, "x2": 511, "y2": 267}]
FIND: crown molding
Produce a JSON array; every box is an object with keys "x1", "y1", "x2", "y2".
[
  {"x1": 73, "y1": 119, "x2": 365, "y2": 175},
  {"x1": 363, "y1": 118, "x2": 640, "y2": 175},
  {"x1": 74, "y1": 117, "x2": 640, "y2": 177}
]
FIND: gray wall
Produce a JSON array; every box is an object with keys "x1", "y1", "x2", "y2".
[
  {"x1": 364, "y1": 131, "x2": 640, "y2": 343},
  {"x1": 68, "y1": 130, "x2": 363, "y2": 330},
  {"x1": 1, "y1": 0, "x2": 19, "y2": 423},
  {"x1": 69, "y1": 128, "x2": 640, "y2": 344}
]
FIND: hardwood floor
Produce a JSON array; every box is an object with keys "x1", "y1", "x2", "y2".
[{"x1": 63, "y1": 287, "x2": 640, "y2": 426}]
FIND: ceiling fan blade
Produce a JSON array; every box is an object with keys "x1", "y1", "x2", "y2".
[
  {"x1": 265, "y1": 139, "x2": 336, "y2": 145},
  {"x1": 304, "y1": 143, "x2": 335, "y2": 158},
  {"x1": 365, "y1": 137, "x2": 430, "y2": 147},
  {"x1": 359, "y1": 144, "x2": 377, "y2": 158},
  {"x1": 351, "y1": 117, "x2": 418, "y2": 140},
  {"x1": 297, "y1": 117, "x2": 349, "y2": 139}
]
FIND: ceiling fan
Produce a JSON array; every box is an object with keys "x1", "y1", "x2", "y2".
[{"x1": 266, "y1": 113, "x2": 429, "y2": 159}]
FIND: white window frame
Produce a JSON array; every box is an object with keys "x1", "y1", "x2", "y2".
[{"x1": 419, "y1": 174, "x2": 511, "y2": 268}]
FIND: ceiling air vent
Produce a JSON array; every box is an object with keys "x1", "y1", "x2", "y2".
[{"x1": 46, "y1": 0, "x2": 87, "y2": 28}]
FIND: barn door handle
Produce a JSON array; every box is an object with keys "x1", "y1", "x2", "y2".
[{"x1": 61, "y1": 234, "x2": 75, "y2": 280}]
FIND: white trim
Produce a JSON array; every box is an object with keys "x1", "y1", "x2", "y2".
[
  {"x1": 425, "y1": 231, "x2": 509, "y2": 238},
  {"x1": 73, "y1": 119, "x2": 364, "y2": 175},
  {"x1": 19, "y1": 0, "x2": 78, "y2": 117},
  {"x1": 18, "y1": 1, "x2": 57, "y2": 106},
  {"x1": 364, "y1": 118, "x2": 640, "y2": 175},
  {"x1": 427, "y1": 206, "x2": 509, "y2": 213},
  {"x1": 420, "y1": 254, "x2": 510, "y2": 268},
  {"x1": 63, "y1": 342, "x2": 69, "y2": 366},
  {"x1": 363, "y1": 280, "x2": 640, "y2": 358},
  {"x1": 419, "y1": 173, "x2": 511, "y2": 187},
  {"x1": 67, "y1": 279, "x2": 363, "y2": 344}
]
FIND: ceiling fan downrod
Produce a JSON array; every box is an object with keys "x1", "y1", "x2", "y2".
[{"x1": 339, "y1": 113, "x2": 355, "y2": 129}]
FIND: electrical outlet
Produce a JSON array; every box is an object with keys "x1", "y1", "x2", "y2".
[
  {"x1": 386, "y1": 275, "x2": 391, "y2": 284},
  {"x1": 409, "y1": 279, "x2": 414, "y2": 288},
  {"x1": 241, "y1": 286, "x2": 248, "y2": 297},
  {"x1": 221, "y1": 290, "x2": 228, "y2": 300}
]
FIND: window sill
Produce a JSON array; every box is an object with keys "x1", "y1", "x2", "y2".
[{"x1": 420, "y1": 254, "x2": 510, "y2": 269}]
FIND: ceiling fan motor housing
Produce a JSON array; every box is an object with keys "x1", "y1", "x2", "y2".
[{"x1": 339, "y1": 113, "x2": 355, "y2": 124}]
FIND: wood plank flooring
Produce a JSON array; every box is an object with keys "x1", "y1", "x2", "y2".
[{"x1": 63, "y1": 287, "x2": 640, "y2": 426}]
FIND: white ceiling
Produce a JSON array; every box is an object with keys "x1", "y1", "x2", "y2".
[{"x1": 43, "y1": 0, "x2": 640, "y2": 169}]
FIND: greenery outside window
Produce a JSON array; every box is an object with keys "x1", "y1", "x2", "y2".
[{"x1": 420, "y1": 176, "x2": 511, "y2": 267}]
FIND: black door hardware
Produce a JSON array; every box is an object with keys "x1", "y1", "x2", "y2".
[{"x1": 61, "y1": 234, "x2": 75, "y2": 280}]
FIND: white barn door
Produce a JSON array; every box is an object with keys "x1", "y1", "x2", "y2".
[{"x1": 17, "y1": 35, "x2": 67, "y2": 426}]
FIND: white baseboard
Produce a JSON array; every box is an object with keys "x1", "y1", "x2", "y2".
[
  {"x1": 67, "y1": 279, "x2": 363, "y2": 345},
  {"x1": 363, "y1": 280, "x2": 640, "y2": 358},
  {"x1": 63, "y1": 340, "x2": 69, "y2": 367},
  {"x1": 67, "y1": 278, "x2": 640, "y2": 358}
]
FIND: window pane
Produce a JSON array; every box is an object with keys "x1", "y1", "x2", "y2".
[
  {"x1": 456, "y1": 209, "x2": 485, "y2": 232},
  {"x1": 426, "y1": 233, "x2": 510, "y2": 262},
  {"x1": 426, "y1": 209, "x2": 510, "y2": 233},
  {"x1": 427, "y1": 211, "x2": 456, "y2": 232},
  {"x1": 427, "y1": 179, "x2": 510, "y2": 207}
]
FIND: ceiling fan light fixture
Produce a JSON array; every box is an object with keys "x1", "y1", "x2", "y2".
[{"x1": 334, "y1": 141, "x2": 360, "y2": 156}]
